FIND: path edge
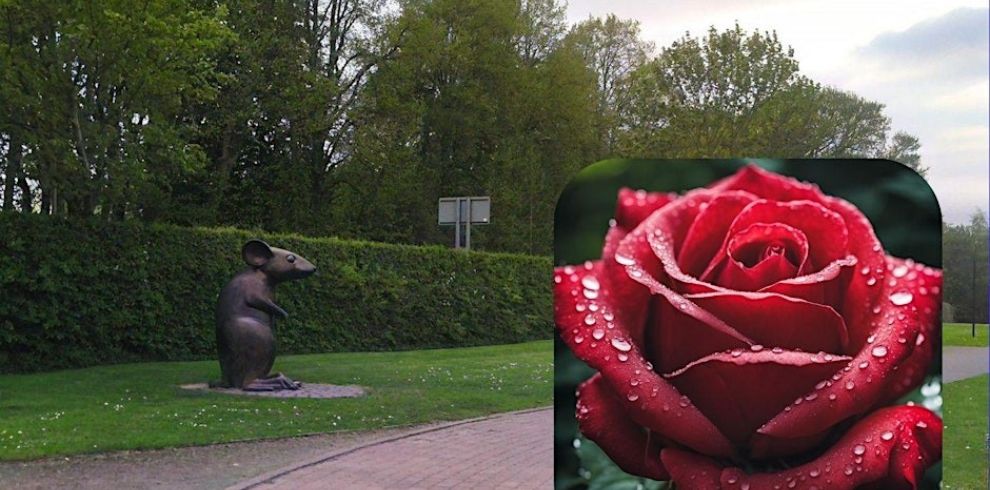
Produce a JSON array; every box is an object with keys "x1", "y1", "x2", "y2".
[{"x1": 227, "y1": 406, "x2": 552, "y2": 490}]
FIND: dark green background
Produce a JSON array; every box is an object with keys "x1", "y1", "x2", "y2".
[{"x1": 553, "y1": 159, "x2": 942, "y2": 489}]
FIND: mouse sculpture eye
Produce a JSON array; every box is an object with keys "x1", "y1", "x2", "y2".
[{"x1": 286, "y1": 254, "x2": 296, "y2": 263}]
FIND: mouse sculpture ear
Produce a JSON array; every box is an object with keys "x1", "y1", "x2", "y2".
[{"x1": 242, "y1": 239, "x2": 274, "y2": 267}]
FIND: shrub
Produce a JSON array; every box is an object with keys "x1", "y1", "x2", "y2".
[{"x1": 0, "y1": 213, "x2": 552, "y2": 373}]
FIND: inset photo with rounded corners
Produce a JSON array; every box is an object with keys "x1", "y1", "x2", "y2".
[{"x1": 553, "y1": 159, "x2": 943, "y2": 489}]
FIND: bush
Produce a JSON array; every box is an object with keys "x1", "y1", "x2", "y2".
[{"x1": 0, "y1": 213, "x2": 552, "y2": 373}]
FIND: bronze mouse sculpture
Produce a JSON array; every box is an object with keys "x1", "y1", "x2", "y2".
[{"x1": 213, "y1": 239, "x2": 316, "y2": 391}]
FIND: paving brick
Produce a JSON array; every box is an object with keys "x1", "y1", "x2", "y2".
[{"x1": 239, "y1": 408, "x2": 552, "y2": 489}]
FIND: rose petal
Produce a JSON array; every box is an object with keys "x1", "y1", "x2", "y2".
[
  {"x1": 877, "y1": 257, "x2": 943, "y2": 404},
  {"x1": 661, "y1": 449, "x2": 722, "y2": 490},
  {"x1": 684, "y1": 291, "x2": 850, "y2": 354},
  {"x1": 760, "y1": 255, "x2": 856, "y2": 305},
  {"x1": 757, "y1": 297, "x2": 925, "y2": 441},
  {"x1": 701, "y1": 199, "x2": 848, "y2": 276},
  {"x1": 648, "y1": 293, "x2": 752, "y2": 374},
  {"x1": 662, "y1": 348, "x2": 851, "y2": 445},
  {"x1": 615, "y1": 187, "x2": 678, "y2": 230},
  {"x1": 576, "y1": 374, "x2": 669, "y2": 480},
  {"x1": 676, "y1": 190, "x2": 759, "y2": 277},
  {"x1": 708, "y1": 164, "x2": 826, "y2": 203},
  {"x1": 821, "y1": 196, "x2": 889, "y2": 349},
  {"x1": 720, "y1": 406, "x2": 942, "y2": 490},
  {"x1": 554, "y1": 261, "x2": 736, "y2": 458},
  {"x1": 708, "y1": 223, "x2": 810, "y2": 290}
]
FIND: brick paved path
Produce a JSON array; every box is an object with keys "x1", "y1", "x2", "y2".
[{"x1": 232, "y1": 407, "x2": 552, "y2": 490}]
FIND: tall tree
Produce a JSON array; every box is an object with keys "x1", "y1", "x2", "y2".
[{"x1": 565, "y1": 15, "x2": 652, "y2": 154}]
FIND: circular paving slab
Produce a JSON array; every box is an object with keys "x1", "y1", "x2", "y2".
[{"x1": 179, "y1": 383, "x2": 366, "y2": 399}]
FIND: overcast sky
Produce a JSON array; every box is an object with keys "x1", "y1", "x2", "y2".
[{"x1": 565, "y1": 1, "x2": 988, "y2": 224}]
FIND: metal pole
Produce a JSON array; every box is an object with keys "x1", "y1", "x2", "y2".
[
  {"x1": 466, "y1": 198, "x2": 472, "y2": 250},
  {"x1": 454, "y1": 198, "x2": 461, "y2": 249}
]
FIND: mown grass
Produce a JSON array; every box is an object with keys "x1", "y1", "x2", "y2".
[
  {"x1": 0, "y1": 341, "x2": 552, "y2": 460},
  {"x1": 942, "y1": 374, "x2": 989, "y2": 489},
  {"x1": 942, "y1": 323, "x2": 989, "y2": 347}
]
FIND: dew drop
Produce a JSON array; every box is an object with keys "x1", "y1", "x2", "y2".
[
  {"x1": 581, "y1": 276, "x2": 600, "y2": 291},
  {"x1": 844, "y1": 466, "x2": 854, "y2": 476},
  {"x1": 750, "y1": 344, "x2": 764, "y2": 352},
  {"x1": 611, "y1": 338, "x2": 632, "y2": 352},
  {"x1": 617, "y1": 353, "x2": 629, "y2": 362},
  {"x1": 678, "y1": 396, "x2": 691, "y2": 407},
  {"x1": 615, "y1": 253, "x2": 635, "y2": 266},
  {"x1": 853, "y1": 444, "x2": 866, "y2": 456},
  {"x1": 859, "y1": 361, "x2": 869, "y2": 369},
  {"x1": 881, "y1": 431, "x2": 894, "y2": 441},
  {"x1": 592, "y1": 328, "x2": 605, "y2": 340},
  {"x1": 603, "y1": 311, "x2": 614, "y2": 321},
  {"x1": 845, "y1": 380, "x2": 855, "y2": 390},
  {"x1": 630, "y1": 378, "x2": 639, "y2": 386},
  {"x1": 860, "y1": 266, "x2": 870, "y2": 275},
  {"x1": 889, "y1": 291, "x2": 913, "y2": 306},
  {"x1": 583, "y1": 289, "x2": 599, "y2": 300},
  {"x1": 731, "y1": 348, "x2": 743, "y2": 357},
  {"x1": 892, "y1": 264, "x2": 908, "y2": 278},
  {"x1": 871, "y1": 346, "x2": 888, "y2": 358},
  {"x1": 916, "y1": 421, "x2": 928, "y2": 429},
  {"x1": 815, "y1": 380, "x2": 828, "y2": 390},
  {"x1": 588, "y1": 303, "x2": 599, "y2": 312},
  {"x1": 809, "y1": 468, "x2": 821, "y2": 478},
  {"x1": 553, "y1": 275, "x2": 562, "y2": 284},
  {"x1": 866, "y1": 277, "x2": 877, "y2": 286},
  {"x1": 916, "y1": 333, "x2": 925, "y2": 346},
  {"x1": 772, "y1": 347, "x2": 784, "y2": 354},
  {"x1": 828, "y1": 393, "x2": 837, "y2": 401},
  {"x1": 584, "y1": 314, "x2": 596, "y2": 325},
  {"x1": 805, "y1": 393, "x2": 818, "y2": 401},
  {"x1": 627, "y1": 393, "x2": 639, "y2": 402},
  {"x1": 574, "y1": 335, "x2": 584, "y2": 344},
  {"x1": 867, "y1": 334, "x2": 876, "y2": 343}
]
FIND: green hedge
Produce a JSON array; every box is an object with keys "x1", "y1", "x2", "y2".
[{"x1": 0, "y1": 213, "x2": 552, "y2": 373}]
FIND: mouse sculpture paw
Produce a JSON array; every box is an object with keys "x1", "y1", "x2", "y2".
[{"x1": 243, "y1": 372, "x2": 302, "y2": 392}]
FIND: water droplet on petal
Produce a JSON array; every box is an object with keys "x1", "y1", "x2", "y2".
[
  {"x1": 617, "y1": 353, "x2": 628, "y2": 362},
  {"x1": 592, "y1": 328, "x2": 605, "y2": 340},
  {"x1": 916, "y1": 421, "x2": 928, "y2": 429},
  {"x1": 583, "y1": 288, "x2": 599, "y2": 300},
  {"x1": 678, "y1": 396, "x2": 691, "y2": 407},
  {"x1": 872, "y1": 346, "x2": 888, "y2": 358},
  {"x1": 574, "y1": 335, "x2": 584, "y2": 344},
  {"x1": 553, "y1": 275, "x2": 562, "y2": 284},
  {"x1": 889, "y1": 291, "x2": 913, "y2": 306},
  {"x1": 630, "y1": 378, "x2": 639, "y2": 386},
  {"x1": 615, "y1": 253, "x2": 635, "y2": 266},
  {"x1": 603, "y1": 311, "x2": 614, "y2": 321},
  {"x1": 611, "y1": 338, "x2": 631, "y2": 352},
  {"x1": 892, "y1": 265, "x2": 908, "y2": 278},
  {"x1": 866, "y1": 277, "x2": 877, "y2": 286},
  {"x1": 750, "y1": 344, "x2": 764, "y2": 352},
  {"x1": 576, "y1": 304, "x2": 586, "y2": 312},
  {"x1": 805, "y1": 393, "x2": 818, "y2": 401},
  {"x1": 627, "y1": 393, "x2": 639, "y2": 402},
  {"x1": 584, "y1": 314, "x2": 596, "y2": 325},
  {"x1": 853, "y1": 444, "x2": 866, "y2": 456},
  {"x1": 809, "y1": 468, "x2": 820, "y2": 478},
  {"x1": 881, "y1": 431, "x2": 894, "y2": 441},
  {"x1": 845, "y1": 381, "x2": 855, "y2": 390},
  {"x1": 844, "y1": 466, "x2": 854, "y2": 476},
  {"x1": 581, "y1": 276, "x2": 600, "y2": 290},
  {"x1": 859, "y1": 361, "x2": 869, "y2": 369},
  {"x1": 828, "y1": 393, "x2": 837, "y2": 401}
]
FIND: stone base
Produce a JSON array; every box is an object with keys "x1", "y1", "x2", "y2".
[{"x1": 179, "y1": 382, "x2": 366, "y2": 399}]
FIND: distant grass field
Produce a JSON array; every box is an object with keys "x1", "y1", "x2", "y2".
[
  {"x1": 942, "y1": 323, "x2": 989, "y2": 347},
  {"x1": 942, "y1": 374, "x2": 989, "y2": 489},
  {"x1": 0, "y1": 341, "x2": 552, "y2": 460}
]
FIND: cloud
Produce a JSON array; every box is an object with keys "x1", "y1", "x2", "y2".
[{"x1": 856, "y1": 7, "x2": 989, "y2": 82}]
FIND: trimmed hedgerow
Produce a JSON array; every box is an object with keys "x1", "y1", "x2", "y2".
[{"x1": 0, "y1": 213, "x2": 552, "y2": 373}]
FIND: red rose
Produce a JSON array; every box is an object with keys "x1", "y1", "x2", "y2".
[{"x1": 555, "y1": 165, "x2": 942, "y2": 488}]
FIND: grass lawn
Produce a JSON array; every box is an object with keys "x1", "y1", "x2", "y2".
[
  {"x1": 0, "y1": 340, "x2": 552, "y2": 461},
  {"x1": 943, "y1": 323, "x2": 989, "y2": 347},
  {"x1": 942, "y1": 374, "x2": 989, "y2": 489}
]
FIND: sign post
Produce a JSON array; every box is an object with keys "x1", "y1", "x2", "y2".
[{"x1": 438, "y1": 196, "x2": 490, "y2": 250}]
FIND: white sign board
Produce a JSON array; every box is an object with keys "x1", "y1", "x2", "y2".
[{"x1": 438, "y1": 197, "x2": 490, "y2": 224}]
